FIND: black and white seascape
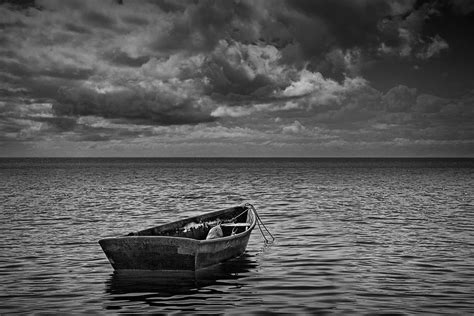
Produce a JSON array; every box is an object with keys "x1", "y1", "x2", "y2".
[{"x1": 1, "y1": 0, "x2": 474, "y2": 314}]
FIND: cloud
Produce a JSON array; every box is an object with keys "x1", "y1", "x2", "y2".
[
  {"x1": 282, "y1": 120, "x2": 306, "y2": 134},
  {"x1": 281, "y1": 70, "x2": 367, "y2": 103},
  {"x1": 203, "y1": 40, "x2": 287, "y2": 99},
  {"x1": 416, "y1": 35, "x2": 449, "y2": 59},
  {"x1": 449, "y1": 0, "x2": 474, "y2": 15},
  {"x1": 0, "y1": 0, "x2": 472, "y2": 156},
  {"x1": 82, "y1": 9, "x2": 118, "y2": 30},
  {"x1": 147, "y1": 0, "x2": 261, "y2": 53},
  {"x1": 211, "y1": 101, "x2": 299, "y2": 118},
  {"x1": 103, "y1": 49, "x2": 150, "y2": 67},
  {"x1": 53, "y1": 82, "x2": 217, "y2": 126},
  {"x1": 281, "y1": 70, "x2": 330, "y2": 97},
  {"x1": 382, "y1": 85, "x2": 417, "y2": 112},
  {"x1": 375, "y1": 3, "x2": 452, "y2": 61},
  {"x1": 414, "y1": 94, "x2": 446, "y2": 113},
  {"x1": 322, "y1": 48, "x2": 363, "y2": 77},
  {"x1": 284, "y1": 0, "x2": 393, "y2": 53},
  {"x1": 211, "y1": 106, "x2": 254, "y2": 118}
]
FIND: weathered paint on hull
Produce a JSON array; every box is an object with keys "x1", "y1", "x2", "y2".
[
  {"x1": 196, "y1": 233, "x2": 251, "y2": 269},
  {"x1": 99, "y1": 232, "x2": 252, "y2": 271},
  {"x1": 99, "y1": 237, "x2": 199, "y2": 270},
  {"x1": 99, "y1": 206, "x2": 256, "y2": 271}
]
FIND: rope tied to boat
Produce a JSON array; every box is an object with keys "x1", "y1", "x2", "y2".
[{"x1": 245, "y1": 203, "x2": 275, "y2": 244}]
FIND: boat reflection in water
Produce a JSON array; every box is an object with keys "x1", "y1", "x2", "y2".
[{"x1": 105, "y1": 253, "x2": 258, "y2": 311}]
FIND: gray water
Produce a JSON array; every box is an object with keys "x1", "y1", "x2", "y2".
[{"x1": 1, "y1": 158, "x2": 473, "y2": 314}]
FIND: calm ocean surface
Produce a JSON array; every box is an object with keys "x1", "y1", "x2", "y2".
[{"x1": 1, "y1": 158, "x2": 473, "y2": 314}]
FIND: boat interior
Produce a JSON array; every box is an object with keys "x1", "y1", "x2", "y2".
[{"x1": 128, "y1": 207, "x2": 252, "y2": 240}]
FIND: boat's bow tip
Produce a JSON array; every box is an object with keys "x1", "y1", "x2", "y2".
[{"x1": 98, "y1": 238, "x2": 111, "y2": 247}]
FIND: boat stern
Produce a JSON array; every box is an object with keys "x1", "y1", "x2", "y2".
[{"x1": 99, "y1": 236, "x2": 199, "y2": 271}]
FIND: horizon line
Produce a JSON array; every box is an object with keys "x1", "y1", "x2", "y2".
[{"x1": 1, "y1": 156, "x2": 473, "y2": 159}]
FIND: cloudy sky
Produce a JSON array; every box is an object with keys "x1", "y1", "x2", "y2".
[{"x1": 1, "y1": 0, "x2": 473, "y2": 157}]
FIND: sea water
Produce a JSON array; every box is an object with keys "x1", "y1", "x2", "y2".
[{"x1": 1, "y1": 158, "x2": 473, "y2": 314}]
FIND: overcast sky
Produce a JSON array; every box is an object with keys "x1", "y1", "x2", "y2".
[{"x1": 1, "y1": 0, "x2": 473, "y2": 157}]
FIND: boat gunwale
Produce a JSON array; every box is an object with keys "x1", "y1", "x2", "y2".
[{"x1": 199, "y1": 207, "x2": 256, "y2": 245}]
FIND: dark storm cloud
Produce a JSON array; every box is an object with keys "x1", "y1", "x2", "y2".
[
  {"x1": 382, "y1": 85, "x2": 417, "y2": 112},
  {"x1": 147, "y1": 0, "x2": 186, "y2": 13},
  {"x1": 64, "y1": 22, "x2": 91, "y2": 34},
  {"x1": 276, "y1": 79, "x2": 474, "y2": 146},
  {"x1": 120, "y1": 14, "x2": 148, "y2": 26},
  {"x1": 0, "y1": 114, "x2": 73, "y2": 143},
  {"x1": 362, "y1": 0, "x2": 474, "y2": 96},
  {"x1": 30, "y1": 116, "x2": 77, "y2": 131},
  {"x1": 0, "y1": 56, "x2": 93, "y2": 103},
  {"x1": 0, "y1": 118, "x2": 27, "y2": 142},
  {"x1": 0, "y1": 0, "x2": 473, "y2": 156},
  {"x1": 203, "y1": 45, "x2": 278, "y2": 98},
  {"x1": 0, "y1": 19, "x2": 26, "y2": 29},
  {"x1": 82, "y1": 9, "x2": 117, "y2": 29},
  {"x1": 449, "y1": 0, "x2": 474, "y2": 14},
  {"x1": 0, "y1": 0, "x2": 38, "y2": 10},
  {"x1": 148, "y1": 0, "x2": 259, "y2": 53},
  {"x1": 72, "y1": 124, "x2": 142, "y2": 142},
  {"x1": 53, "y1": 86, "x2": 216, "y2": 126},
  {"x1": 103, "y1": 49, "x2": 150, "y2": 67},
  {"x1": 284, "y1": 0, "x2": 393, "y2": 52},
  {"x1": 0, "y1": 0, "x2": 452, "y2": 108},
  {"x1": 0, "y1": 59, "x2": 31, "y2": 78},
  {"x1": 40, "y1": 67, "x2": 95, "y2": 81}
]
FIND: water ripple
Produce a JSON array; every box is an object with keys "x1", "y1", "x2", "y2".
[{"x1": 1, "y1": 158, "x2": 473, "y2": 314}]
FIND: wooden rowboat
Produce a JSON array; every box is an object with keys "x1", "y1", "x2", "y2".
[{"x1": 99, "y1": 204, "x2": 256, "y2": 271}]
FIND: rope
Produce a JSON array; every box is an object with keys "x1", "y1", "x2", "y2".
[
  {"x1": 227, "y1": 208, "x2": 250, "y2": 223},
  {"x1": 256, "y1": 216, "x2": 267, "y2": 243},
  {"x1": 245, "y1": 203, "x2": 275, "y2": 243}
]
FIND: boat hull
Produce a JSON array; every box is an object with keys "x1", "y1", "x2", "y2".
[
  {"x1": 99, "y1": 205, "x2": 255, "y2": 271},
  {"x1": 99, "y1": 237, "x2": 199, "y2": 270},
  {"x1": 196, "y1": 231, "x2": 251, "y2": 269}
]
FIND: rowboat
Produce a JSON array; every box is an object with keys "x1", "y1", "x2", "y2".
[{"x1": 99, "y1": 204, "x2": 257, "y2": 271}]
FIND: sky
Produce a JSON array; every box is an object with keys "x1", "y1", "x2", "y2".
[{"x1": 0, "y1": 0, "x2": 473, "y2": 157}]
